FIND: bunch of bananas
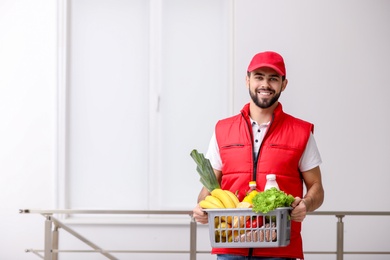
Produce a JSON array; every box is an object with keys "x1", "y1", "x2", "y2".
[
  {"x1": 215, "y1": 220, "x2": 233, "y2": 242},
  {"x1": 199, "y1": 188, "x2": 240, "y2": 209},
  {"x1": 198, "y1": 188, "x2": 255, "y2": 243}
]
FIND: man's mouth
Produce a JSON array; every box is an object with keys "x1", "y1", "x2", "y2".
[{"x1": 257, "y1": 89, "x2": 274, "y2": 96}]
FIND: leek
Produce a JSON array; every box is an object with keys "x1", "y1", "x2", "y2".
[{"x1": 190, "y1": 149, "x2": 220, "y2": 192}]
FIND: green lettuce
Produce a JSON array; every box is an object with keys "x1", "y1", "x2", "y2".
[{"x1": 252, "y1": 187, "x2": 295, "y2": 213}]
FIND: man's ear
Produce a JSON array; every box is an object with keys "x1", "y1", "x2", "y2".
[
  {"x1": 281, "y1": 78, "x2": 288, "y2": 91},
  {"x1": 245, "y1": 75, "x2": 250, "y2": 89}
]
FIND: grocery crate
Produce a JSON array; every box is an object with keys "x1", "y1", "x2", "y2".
[{"x1": 204, "y1": 207, "x2": 291, "y2": 248}]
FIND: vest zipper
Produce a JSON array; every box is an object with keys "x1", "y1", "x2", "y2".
[
  {"x1": 249, "y1": 113, "x2": 275, "y2": 182},
  {"x1": 242, "y1": 112, "x2": 257, "y2": 181}
]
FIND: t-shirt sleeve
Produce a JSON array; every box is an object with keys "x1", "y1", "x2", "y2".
[
  {"x1": 299, "y1": 132, "x2": 322, "y2": 172},
  {"x1": 205, "y1": 131, "x2": 222, "y2": 171}
]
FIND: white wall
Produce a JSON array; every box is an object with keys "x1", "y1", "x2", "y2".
[
  {"x1": 1, "y1": 0, "x2": 390, "y2": 259},
  {"x1": 64, "y1": 0, "x2": 230, "y2": 211},
  {"x1": 234, "y1": 0, "x2": 390, "y2": 213},
  {"x1": 0, "y1": 0, "x2": 57, "y2": 259}
]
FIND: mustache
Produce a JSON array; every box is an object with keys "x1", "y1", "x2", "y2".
[{"x1": 256, "y1": 87, "x2": 275, "y2": 93}]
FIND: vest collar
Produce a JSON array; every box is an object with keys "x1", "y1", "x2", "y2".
[{"x1": 240, "y1": 102, "x2": 284, "y2": 121}]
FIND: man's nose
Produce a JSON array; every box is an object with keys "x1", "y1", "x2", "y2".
[{"x1": 261, "y1": 79, "x2": 270, "y2": 88}]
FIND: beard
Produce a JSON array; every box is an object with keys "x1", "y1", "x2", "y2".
[{"x1": 249, "y1": 86, "x2": 281, "y2": 109}]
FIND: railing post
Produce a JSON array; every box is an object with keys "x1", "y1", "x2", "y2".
[
  {"x1": 52, "y1": 225, "x2": 59, "y2": 260},
  {"x1": 336, "y1": 215, "x2": 345, "y2": 260},
  {"x1": 189, "y1": 215, "x2": 197, "y2": 260},
  {"x1": 44, "y1": 215, "x2": 53, "y2": 260}
]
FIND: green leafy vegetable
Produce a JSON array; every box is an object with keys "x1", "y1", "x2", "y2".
[
  {"x1": 252, "y1": 187, "x2": 295, "y2": 213},
  {"x1": 190, "y1": 149, "x2": 220, "y2": 192}
]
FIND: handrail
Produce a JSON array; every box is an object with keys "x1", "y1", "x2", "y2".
[
  {"x1": 309, "y1": 211, "x2": 390, "y2": 216},
  {"x1": 20, "y1": 209, "x2": 193, "y2": 215},
  {"x1": 20, "y1": 209, "x2": 390, "y2": 260},
  {"x1": 306, "y1": 211, "x2": 390, "y2": 260},
  {"x1": 20, "y1": 209, "x2": 197, "y2": 260}
]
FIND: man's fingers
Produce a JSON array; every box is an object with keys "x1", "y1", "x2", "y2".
[{"x1": 291, "y1": 197, "x2": 302, "y2": 208}]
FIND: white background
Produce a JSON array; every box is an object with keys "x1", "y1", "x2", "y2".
[{"x1": 1, "y1": 0, "x2": 389, "y2": 259}]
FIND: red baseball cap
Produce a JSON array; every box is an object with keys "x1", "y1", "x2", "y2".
[{"x1": 247, "y1": 51, "x2": 286, "y2": 76}]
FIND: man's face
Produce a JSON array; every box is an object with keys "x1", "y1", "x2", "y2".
[{"x1": 246, "y1": 67, "x2": 287, "y2": 109}]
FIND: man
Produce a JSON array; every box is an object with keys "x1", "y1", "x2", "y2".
[{"x1": 192, "y1": 51, "x2": 324, "y2": 259}]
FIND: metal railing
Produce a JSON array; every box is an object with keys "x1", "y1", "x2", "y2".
[
  {"x1": 305, "y1": 211, "x2": 390, "y2": 259},
  {"x1": 19, "y1": 209, "x2": 390, "y2": 260}
]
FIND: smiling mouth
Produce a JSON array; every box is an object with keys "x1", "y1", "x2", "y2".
[{"x1": 257, "y1": 89, "x2": 274, "y2": 96}]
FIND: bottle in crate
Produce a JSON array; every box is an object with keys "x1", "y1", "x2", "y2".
[
  {"x1": 249, "y1": 180, "x2": 257, "y2": 191},
  {"x1": 264, "y1": 174, "x2": 279, "y2": 191},
  {"x1": 242, "y1": 181, "x2": 259, "y2": 205}
]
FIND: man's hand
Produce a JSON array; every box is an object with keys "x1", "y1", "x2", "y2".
[
  {"x1": 192, "y1": 204, "x2": 209, "y2": 224},
  {"x1": 290, "y1": 197, "x2": 307, "y2": 222}
]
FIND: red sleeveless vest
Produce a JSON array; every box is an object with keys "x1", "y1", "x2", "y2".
[{"x1": 212, "y1": 103, "x2": 313, "y2": 259}]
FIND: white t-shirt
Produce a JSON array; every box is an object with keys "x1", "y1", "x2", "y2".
[{"x1": 206, "y1": 118, "x2": 322, "y2": 173}]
